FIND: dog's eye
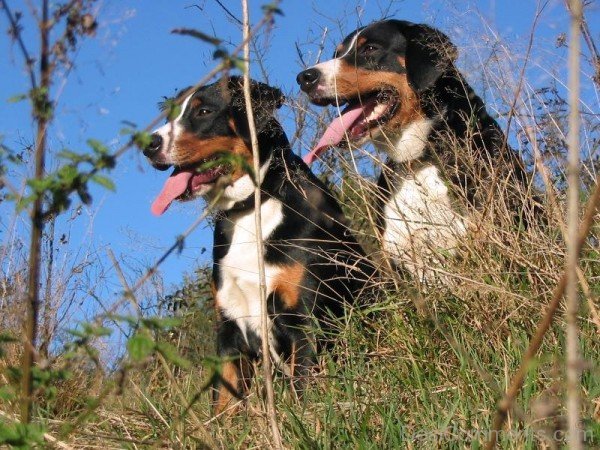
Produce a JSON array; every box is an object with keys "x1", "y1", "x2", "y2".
[
  {"x1": 194, "y1": 108, "x2": 212, "y2": 117},
  {"x1": 361, "y1": 44, "x2": 379, "y2": 55}
]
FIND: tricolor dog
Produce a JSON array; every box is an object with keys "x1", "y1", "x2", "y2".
[
  {"x1": 297, "y1": 19, "x2": 541, "y2": 282},
  {"x1": 142, "y1": 77, "x2": 375, "y2": 413}
]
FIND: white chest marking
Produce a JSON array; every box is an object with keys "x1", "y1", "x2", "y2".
[
  {"x1": 217, "y1": 198, "x2": 285, "y2": 345},
  {"x1": 373, "y1": 118, "x2": 434, "y2": 163},
  {"x1": 206, "y1": 157, "x2": 272, "y2": 210},
  {"x1": 310, "y1": 31, "x2": 362, "y2": 98},
  {"x1": 382, "y1": 165, "x2": 466, "y2": 279}
]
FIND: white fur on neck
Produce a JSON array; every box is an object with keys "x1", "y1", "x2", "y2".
[
  {"x1": 203, "y1": 156, "x2": 272, "y2": 210},
  {"x1": 374, "y1": 118, "x2": 433, "y2": 163}
]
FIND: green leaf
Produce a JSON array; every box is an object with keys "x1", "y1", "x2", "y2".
[
  {"x1": 0, "y1": 332, "x2": 17, "y2": 358},
  {"x1": 167, "y1": 103, "x2": 182, "y2": 121},
  {"x1": 7, "y1": 93, "x2": 27, "y2": 103},
  {"x1": 68, "y1": 323, "x2": 112, "y2": 340},
  {"x1": 81, "y1": 323, "x2": 113, "y2": 337},
  {"x1": 127, "y1": 333, "x2": 155, "y2": 362},
  {"x1": 156, "y1": 342, "x2": 191, "y2": 369},
  {"x1": 141, "y1": 316, "x2": 181, "y2": 330},
  {"x1": 107, "y1": 314, "x2": 138, "y2": 327},
  {"x1": 0, "y1": 332, "x2": 17, "y2": 343},
  {"x1": 87, "y1": 138, "x2": 109, "y2": 155},
  {"x1": 133, "y1": 131, "x2": 152, "y2": 149},
  {"x1": 0, "y1": 385, "x2": 15, "y2": 401},
  {"x1": 57, "y1": 149, "x2": 85, "y2": 163},
  {"x1": 57, "y1": 165, "x2": 79, "y2": 185},
  {"x1": 231, "y1": 56, "x2": 247, "y2": 72},
  {"x1": 0, "y1": 422, "x2": 45, "y2": 448},
  {"x1": 171, "y1": 28, "x2": 223, "y2": 46},
  {"x1": 14, "y1": 194, "x2": 35, "y2": 212},
  {"x1": 27, "y1": 177, "x2": 53, "y2": 194},
  {"x1": 91, "y1": 174, "x2": 115, "y2": 191}
]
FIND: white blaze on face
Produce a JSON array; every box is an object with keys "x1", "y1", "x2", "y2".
[
  {"x1": 309, "y1": 31, "x2": 362, "y2": 98},
  {"x1": 151, "y1": 93, "x2": 194, "y2": 164}
]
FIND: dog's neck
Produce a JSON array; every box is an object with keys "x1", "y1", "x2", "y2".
[
  {"x1": 209, "y1": 129, "x2": 292, "y2": 213},
  {"x1": 205, "y1": 155, "x2": 273, "y2": 212},
  {"x1": 372, "y1": 118, "x2": 434, "y2": 164}
]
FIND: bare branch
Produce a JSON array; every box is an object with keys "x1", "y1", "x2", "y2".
[
  {"x1": 0, "y1": 0, "x2": 37, "y2": 88},
  {"x1": 21, "y1": 0, "x2": 50, "y2": 424}
]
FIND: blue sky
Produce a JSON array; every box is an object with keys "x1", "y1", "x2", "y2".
[{"x1": 0, "y1": 0, "x2": 594, "y2": 319}]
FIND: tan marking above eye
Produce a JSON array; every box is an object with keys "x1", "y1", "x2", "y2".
[
  {"x1": 189, "y1": 97, "x2": 202, "y2": 108},
  {"x1": 355, "y1": 37, "x2": 367, "y2": 50},
  {"x1": 228, "y1": 118, "x2": 237, "y2": 133}
]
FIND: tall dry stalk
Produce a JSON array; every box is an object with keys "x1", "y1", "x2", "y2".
[
  {"x1": 566, "y1": 0, "x2": 583, "y2": 448},
  {"x1": 241, "y1": 0, "x2": 283, "y2": 447},
  {"x1": 484, "y1": 172, "x2": 600, "y2": 449},
  {"x1": 21, "y1": 0, "x2": 50, "y2": 424}
]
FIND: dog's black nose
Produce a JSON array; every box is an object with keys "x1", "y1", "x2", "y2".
[
  {"x1": 296, "y1": 68, "x2": 321, "y2": 92},
  {"x1": 143, "y1": 133, "x2": 163, "y2": 157}
]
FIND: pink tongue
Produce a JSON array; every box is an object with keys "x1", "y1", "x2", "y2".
[
  {"x1": 151, "y1": 170, "x2": 193, "y2": 216},
  {"x1": 303, "y1": 105, "x2": 366, "y2": 165}
]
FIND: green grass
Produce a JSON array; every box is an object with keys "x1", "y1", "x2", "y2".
[
  {"x1": 57, "y1": 281, "x2": 594, "y2": 449},
  {"x1": 2, "y1": 187, "x2": 599, "y2": 449}
]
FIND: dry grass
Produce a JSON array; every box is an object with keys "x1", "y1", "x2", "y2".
[{"x1": 1, "y1": 2, "x2": 599, "y2": 449}]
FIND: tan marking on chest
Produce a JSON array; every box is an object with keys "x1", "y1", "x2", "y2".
[{"x1": 272, "y1": 263, "x2": 305, "y2": 309}]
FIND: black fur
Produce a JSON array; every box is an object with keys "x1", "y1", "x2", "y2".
[{"x1": 148, "y1": 77, "x2": 376, "y2": 411}]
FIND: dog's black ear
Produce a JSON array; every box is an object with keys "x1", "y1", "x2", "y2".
[
  {"x1": 403, "y1": 23, "x2": 457, "y2": 92},
  {"x1": 227, "y1": 76, "x2": 284, "y2": 112},
  {"x1": 248, "y1": 80, "x2": 285, "y2": 111},
  {"x1": 227, "y1": 76, "x2": 285, "y2": 137}
]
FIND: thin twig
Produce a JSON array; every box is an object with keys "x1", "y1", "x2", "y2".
[
  {"x1": 104, "y1": 184, "x2": 225, "y2": 318},
  {"x1": 108, "y1": 251, "x2": 218, "y2": 448},
  {"x1": 566, "y1": 1, "x2": 583, "y2": 448},
  {"x1": 214, "y1": 0, "x2": 242, "y2": 25},
  {"x1": 484, "y1": 171, "x2": 600, "y2": 449},
  {"x1": 564, "y1": 0, "x2": 600, "y2": 85},
  {"x1": 241, "y1": 0, "x2": 283, "y2": 448},
  {"x1": 500, "y1": 0, "x2": 548, "y2": 152},
  {"x1": 0, "y1": 0, "x2": 37, "y2": 88}
]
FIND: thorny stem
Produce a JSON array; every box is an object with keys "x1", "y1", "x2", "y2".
[{"x1": 21, "y1": 0, "x2": 50, "y2": 425}]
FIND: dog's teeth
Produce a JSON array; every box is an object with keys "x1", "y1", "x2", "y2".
[{"x1": 365, "y1": 103, "x2": 388, "y2": 122}]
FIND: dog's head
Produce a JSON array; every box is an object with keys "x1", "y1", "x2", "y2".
[
  {"x1": 143, "y1": 76, "x2": 284, "y2": 215},
  {"x1": 296, "y1": 20, "x2": 457, "y2": 163}
]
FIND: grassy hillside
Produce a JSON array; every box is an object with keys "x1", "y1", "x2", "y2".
[{"x1": 1, "y1": 1, "x2": 599, "y2": 449}]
